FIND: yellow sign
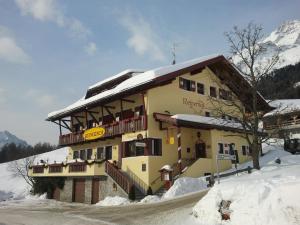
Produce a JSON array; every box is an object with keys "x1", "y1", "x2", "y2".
[
  {"x1": 169, "y1": 137, "x2": 175, "y2": 145},
  {"x1": 83, "y1": 127, "x2": 105, "y2": 140}
]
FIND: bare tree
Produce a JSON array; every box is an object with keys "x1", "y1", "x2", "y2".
[
  {"x1": 8, "y1": 156, "x2": 36, "y2": 187},
  {"x1": 212, "y1": 23, "x2": 279, "y2": 169}
]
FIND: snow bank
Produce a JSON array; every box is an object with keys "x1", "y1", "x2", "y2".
[
  {"x1": 139, "y1": 195, "x2": 161, "y2": 203},
  {"x1": 193, "y1": 152, "x2": 300, "y2": 225},
  {"x1": 95, "y1": 196, "x2": 130, "y2": 206},
  {"x1": 163, "y1": 177, "x2": 208, "y2": 199},
  {"x1": 0, "y1": 148, "x2": 68, "y2": 201}
]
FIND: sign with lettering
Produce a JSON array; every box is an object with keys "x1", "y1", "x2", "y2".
[
  {"x1": 83, "y1": 127, "x2": 105, "y2": 140},
  {"x1": 122, "y1": 131, "x2": 147, "y2": 142},
  {"x1": 217, "y1": 154, "x2": 236, "y2": 160},
  {"x1": 135, "y1": 142, "x2": 146, "y2": 147}
]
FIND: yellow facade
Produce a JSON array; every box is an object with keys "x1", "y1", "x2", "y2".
[{"x1": 29, "y1": 65, "x2": 255, "y2": 194}]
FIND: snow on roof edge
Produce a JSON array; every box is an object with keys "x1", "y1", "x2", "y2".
[
  {"x1": 88, "y1": 69, "x2": 145, "y2": 90},
  {"x1": 47, "y1": 54, "x2": 223, "y2": 120}
]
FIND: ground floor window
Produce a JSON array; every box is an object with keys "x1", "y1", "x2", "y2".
[
  {"x1": 97, "y1": 147, "x2": 105, "y2": 159},
  {"x1": 124, "y1": 138, "x2": 162, "y2": 157}
]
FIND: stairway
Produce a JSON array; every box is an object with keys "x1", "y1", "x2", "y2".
[
  {"x1": 105, "y1": 161, "x2": 146, "y2": 200},
  {"x1": 155, "y1": 186, "x2": 167, "y2": 197}
]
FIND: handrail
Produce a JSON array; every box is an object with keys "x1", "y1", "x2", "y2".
[
  {"x1": 126, "y1": 168, "x2": 148, "y2": 195},
  {"x1": 105, "y1": 161, "x2": 132, "y2": 194}
]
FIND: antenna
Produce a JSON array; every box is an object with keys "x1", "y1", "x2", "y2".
[{"x1": 171, "y1": 43, "x2": 179, "y2": 65}]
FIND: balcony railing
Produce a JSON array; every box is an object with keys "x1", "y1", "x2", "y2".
[
  {"x1": 264, "y1": 118, "x2": 300, "y2": 130},
  {"x1": 69, "y1": 162, "x2": 87, "y2": 172},
  {"x1": 59, "y1": 115, "x2": 146, "y2": 146},
  {"x1": 32, "y1": 165, "x2": 44, "y2": 174},
  {"x1": 49, "y1": 164, "x2": 63, "y2": 173}
]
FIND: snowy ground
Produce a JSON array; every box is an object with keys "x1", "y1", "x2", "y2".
[
  {"x1": 0, "y1": 147, "x2": 68, "y2": 201},
  {"x1": 1, "y1": 142, "x2": 300, "y2": 225}
]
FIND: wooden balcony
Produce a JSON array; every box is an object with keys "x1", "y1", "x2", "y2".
[
  {"x1": 264, "y1": 118, "x2": 300, "y2": 130},
  {"x1": 59, "y1": 116, "x2": 146, "y2": 146}
]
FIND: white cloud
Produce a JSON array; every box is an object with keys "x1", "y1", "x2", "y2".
[
  {"x1": 15, "y1": 0, "x2": 92, "y2": 41},
  {"x1": 25, "y1": 89, "x2": 56, "y2": 108},
  {"x1": 0, "y1": 26, "x2": 31, "y2": 64},
  {"x1": 120, "y1": 14, "x2": 166, "y2": 61},
  {"x1": 15, "y1": 0, "x2": 64, "y2": 25},
  {"x1": 84, "y1": 42, "x2": 97, "y2": 55}
]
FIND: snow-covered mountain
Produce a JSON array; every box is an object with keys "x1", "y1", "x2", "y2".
[
  {"x1": 262, "y1": 20, "x2": 300, "y2": 70},
  {"x1": 0, "y1": 131, "x2": 28, "y2": 150},
  {"x1": 233, "y1": 20, "x2": 300, "y2": 72}
]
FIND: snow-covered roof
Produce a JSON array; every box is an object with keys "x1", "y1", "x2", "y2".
[
  {"x1": 88, "y1": 69, "x2": 144, "y2": 90},
  {"x1": 172, "y1": 114, "x2": 244, "y2": 130},
  {"x1": 160, "y1": 165, "x2": 173, "y2": 171},
  {"x1": 264, "y1": 99, "x2": 300, "y2": 117},
  {"x1": 48, "y1": 54, "x2": 221, "y2": 120}
]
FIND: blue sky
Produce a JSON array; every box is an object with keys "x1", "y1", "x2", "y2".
[{"x1": 0, "y1": 0, "x2": 299, "y2": 145}]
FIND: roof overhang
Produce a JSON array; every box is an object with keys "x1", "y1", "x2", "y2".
[{"x1": 47, "y1": 55, "x2": 272, "y2": 121}]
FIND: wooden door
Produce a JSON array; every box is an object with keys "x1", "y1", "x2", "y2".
[
  {"x1": 91, "y1": 178, "x2": 100, "y2": 204},
  {"x1": 195, "y1": 143, "x2": 206, "y2": 158},
  {"x1": 53, "y1": 187, "x2": 60, "y2": 201},
  {"x1": 73, "y1": 178, "x2": 85, "y2": 203}
]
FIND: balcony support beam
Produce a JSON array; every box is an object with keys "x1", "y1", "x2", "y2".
[
  {"x1": 88, "y1": 111, "x2": 98, "y2": 123},
  {"x1": 53, "y1": 120, "x2": 69, "y2": 132},
  {"x1": 121, "y1": 98, "x2": 135, "y2": 103},
  {"x1": 62, "y1": 120, "x2": 71, "y2": 131}
]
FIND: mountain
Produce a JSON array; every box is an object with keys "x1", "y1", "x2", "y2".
[
  {"x1": 233, "y1": 20, "x2": 300, "y2": 71},
  {"x1": 262, "y1": 20, "x2": 300, "y2": 70},
  {"x1": 0, "y1": 131, "x2": 28, "y2": 150}
]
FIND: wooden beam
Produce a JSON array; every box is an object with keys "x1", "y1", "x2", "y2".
[
  {"x1": 120, "y1": 99, "x2": 123, "y2": 119},
  {"x1": 74, "y1": 116, "x2": 83, "y2": 127},
  {"x1": 104, "y1": 106, "x2": 114, "y2": 118},
  {"x1": 103, "y1": 105, "x2": 115, "y2": 109},
  {"x1": 121, "y1": 98, "x2": 135, "y2": 103},
  {"x1": 62, "y1": 120, "x2": 71, "y2": 131},
  {"x1": 59, "y1": 120, "x2": 62, "y2": 136},
  {"x1": 53, "y1": 121, "x2": 69, "y2": 131},
  {"x1": 88, "y1": 111, "x2": 98, "y2": 123}
]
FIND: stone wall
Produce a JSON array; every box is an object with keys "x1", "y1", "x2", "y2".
[
  {"x1": 84, "y1": 178, "x2": 92, "y2": 204},
  {"x1": 99, "y1": 176, "x2": 128, "y2": 201},
  {"x1": 60, "y1": 178, "x2": 73, "y2": 202}
]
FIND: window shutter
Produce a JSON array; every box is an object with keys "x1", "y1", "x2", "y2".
[
  {"x1": 179, "y1": 77, "x2": 184, "y2": 89},
  {"x1": 191, "y1": 81, "x2": 196, "y2": 91}
]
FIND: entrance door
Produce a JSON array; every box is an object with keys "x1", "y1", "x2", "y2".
[
  {"x1": 105, "y1": 146, "x2": 112, "y2": 160},
  {"x1": 53, "y1": 187, "x2": 60, "y2": 201},
  {"x1": 73, "y1": 178, "x2": 85, "y2": 203},
  {"x1": 91, "y1": 178, "x2": 100, "y2": 204},
  {"x1": 195, "y1": 143, "x2": 206, "y2": 158}
]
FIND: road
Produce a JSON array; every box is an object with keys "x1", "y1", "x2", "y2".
[{"x1": 0, "y1": 190, "x2": 208, "y2": 225}]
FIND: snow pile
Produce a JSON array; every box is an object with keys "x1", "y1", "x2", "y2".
[
  {"x1": 95, "y1": 196, "x2": 130, "y2": 206},
  {"x1": 139, "y1": 195, "x2": 161, "y2": 203},
  {"x1": 0, "y1": 148, "x2": 68, "y2": 201},
  {"x1": 193, "y1": 153, "x2": 300, "y2": 225},
  {"x1": 163, "y1": 177, "x2": 208, "y2": 199}
]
